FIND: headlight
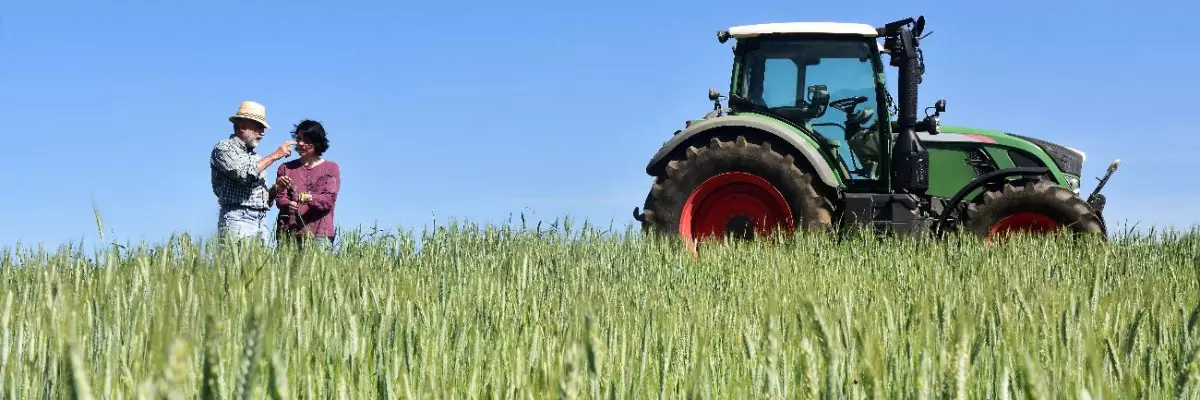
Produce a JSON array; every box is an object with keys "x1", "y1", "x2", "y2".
[{"x1": 1067, "y1": 176, "x2": 1080, "y2": 194}]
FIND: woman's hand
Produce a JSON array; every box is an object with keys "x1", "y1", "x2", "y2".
[{"x1": 274, "y1": 176, "x2": 292, "y2": 190}]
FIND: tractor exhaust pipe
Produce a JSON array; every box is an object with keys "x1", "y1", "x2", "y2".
[{"x1": 880, "y1": 16, "x2": 930, "y2": 195}]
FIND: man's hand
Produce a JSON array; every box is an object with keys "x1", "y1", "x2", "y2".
[
  {"x1": 256, "y1": 141, "x2": 296, "y2": 174},
  {"x1": 272, "y1": 141, "x2": 297, "y2": 160},
  {"x1": 287, "y1": 201, "x2": 300, "y2": 213}
]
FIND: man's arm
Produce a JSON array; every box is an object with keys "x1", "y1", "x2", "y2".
[
  {"x1": 257, "y1": 153, "x2": 284, "y2": 175},
  {"x1": 211, "y1": 140, "x2": 295, "y2": 183},
  {"x1": 212, "y1": 142, "x2": 271, "y2": 183}
]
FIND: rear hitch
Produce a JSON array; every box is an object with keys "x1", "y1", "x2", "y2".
[{"x1": 1086, "y1": 159, "x2": 1120, "y2": 213}]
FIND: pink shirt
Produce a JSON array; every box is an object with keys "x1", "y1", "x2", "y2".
[{"x1": 275, "y1": 159, "x2": 340, "y2": 238}]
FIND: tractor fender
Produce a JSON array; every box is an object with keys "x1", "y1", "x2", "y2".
[
  {"x1": 931, "y1": 166, "x2": 1051, "y2": 235},
  {"x1": 644, "y1": 115, "x2": 841, "y2": 189}
]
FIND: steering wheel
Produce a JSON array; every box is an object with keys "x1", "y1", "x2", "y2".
[
  {"x1": 829, "y1": 96, "x2": 868, "y2": 114},
  {"x1": 827, "y1": 96, "x2": 876, "y2": 129}
]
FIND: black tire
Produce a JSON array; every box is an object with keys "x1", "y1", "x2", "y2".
[
  {"x1": 639, "y1": 134, "x2": 835, "y2": 242},
  {"x1": 964, "y1": 178, "x2": 1106, "y2": 240}
]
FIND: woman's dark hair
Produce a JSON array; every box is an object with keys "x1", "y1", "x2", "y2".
[{"x1": 291, "y1": 119, "x2": 330, "y2": 156}]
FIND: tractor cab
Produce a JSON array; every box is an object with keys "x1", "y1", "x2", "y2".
[{"x1": 718, "y1": 22, "x2": 895, "y2": 187}]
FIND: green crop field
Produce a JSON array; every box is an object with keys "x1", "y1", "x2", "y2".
[{"x1": 1, "y1": 219, "x2": 1199, "y2": 399}]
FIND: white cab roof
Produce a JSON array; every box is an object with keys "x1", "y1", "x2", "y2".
[{"x1": 727, "y1": 22, "x2": 878, "y2": 38}]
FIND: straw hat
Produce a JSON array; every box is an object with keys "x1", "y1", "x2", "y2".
[{"x1": 228, "y1": 101, "x2": 271, "y2": 129}]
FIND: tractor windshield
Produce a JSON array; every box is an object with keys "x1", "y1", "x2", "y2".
[{"x1": 734, "y1": 37, "x2": 886, "y2": 181}]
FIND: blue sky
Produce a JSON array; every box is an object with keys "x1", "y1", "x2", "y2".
[{"x1": 1, "y1": 0, "x2": 1196, "y2": 248}]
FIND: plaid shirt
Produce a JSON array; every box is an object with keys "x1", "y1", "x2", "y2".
[{"x1": 210, "y1": 136, "x2": 271, "y2": 210}]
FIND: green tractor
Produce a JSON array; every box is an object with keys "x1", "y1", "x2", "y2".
[{"x1": 633, "y1": 16, "x2": 1121, "y2": 251}]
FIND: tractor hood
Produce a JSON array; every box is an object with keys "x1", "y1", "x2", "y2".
[
  {"x1": 1006, "y1": 132, "x2": 1085, "y2": 177},
  {"x1": 934, "y1": 124, "x2": 1085, "y2": 178}
]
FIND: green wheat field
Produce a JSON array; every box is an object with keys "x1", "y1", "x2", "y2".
[{"x1": 2, "y1": 217, "x2": 1199, "y2": 399}]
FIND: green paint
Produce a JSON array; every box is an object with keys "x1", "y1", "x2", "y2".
[
  {"x1": 981, "y1": 146, "x2": 1016, "y2": 170},
  {"x1": 926, "y1": 147, "x2": 979, "y2": 199}
]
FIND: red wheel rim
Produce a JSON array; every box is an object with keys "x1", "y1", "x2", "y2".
[
  {"x1": 680, "y1": 172, "x2": 793, "y2": 253},
  {"x1": 987, "y1": 212, "x2": 1060, "y2": 240}
]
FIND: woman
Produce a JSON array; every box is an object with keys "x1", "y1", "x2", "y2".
[{"x1": 274, "y1": 119, "x2": 340, "y2": 249}]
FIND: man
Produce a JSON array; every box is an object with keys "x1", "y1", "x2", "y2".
[{"x1": 210, "y1": 100, "x2": 295, "y2": 243}]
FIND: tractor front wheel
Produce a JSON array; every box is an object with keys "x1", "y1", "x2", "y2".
[
  {"x1": 964, "y1": 179, "x2": 1105, "y2": 241},
  {"x1": 639, "y1": 135, "x2": 834, "y2": 253}
]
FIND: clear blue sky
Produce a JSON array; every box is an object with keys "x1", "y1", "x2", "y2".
[{"x1": 1, "y1": 0, "x2": 1196, "y2": 248}]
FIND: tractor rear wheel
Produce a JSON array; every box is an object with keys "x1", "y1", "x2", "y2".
[
  {"x1": 639, "y1": 135, "x2": 834, "y2": 252},
  {"x1": 964, "y1": 179, "x2": 1105, "y2": 241}
]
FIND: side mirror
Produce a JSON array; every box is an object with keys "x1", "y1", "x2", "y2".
[
  {"x1": 919, "y1": 99, "x2": 945, "y2": 135},
  {"x1": 717, "y1": 30, "x2": 731, "y2": 44},
  {"x1": 924, "y1": 99, "x2": 946, "y2": 119},
  {"x1": 708, "y1": 88, "x2": 722, "y2": 101},
  {"x1": 807, "y1": 85, "x2": 830, "y2": 107},
  {"x1": 708, "y1": 88, "x2": 725, "y2": 116}
]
